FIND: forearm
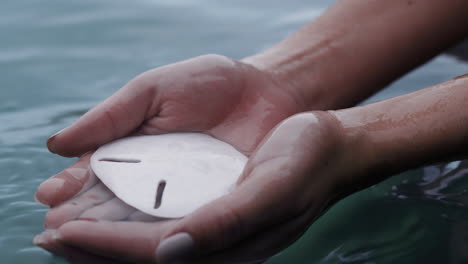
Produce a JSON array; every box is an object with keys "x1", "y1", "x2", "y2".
[
  {"x1": 332, "y1": 74, "x2": 468, "y2": 190},
  {"x1": 245, "y1": 0, "x2": 468, "y2": 110}
]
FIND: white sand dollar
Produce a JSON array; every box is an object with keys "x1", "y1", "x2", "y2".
[{"x1": 90, "y1": 133, "x2": 247, "y2": 218}]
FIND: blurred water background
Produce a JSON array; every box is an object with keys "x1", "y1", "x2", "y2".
[{"x1": 1, "y1": 0, "x2": 468, "y2": 263}]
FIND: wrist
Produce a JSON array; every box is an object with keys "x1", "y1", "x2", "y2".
[
  {"x1": 329, "y1": 76, "x2": 468, "y2": 193},
  {"x1": 320, "y1": 110, "x2": 375, "y2": 195},
  {"x1": 327, "y1": 106, "x2": 409, "y2": 194},
  {"x1": 279, "y1": 111, "x2": 372, "y2": 197},
  {"x1": 244, "y1": 0, "x2": 468, "y2": 113},
  {"x1": 243, "y1": 23, "x2": 391, "y2": 112},
  {"x1": 243, "y1": 37, "x2": 344, "y2": 112}
]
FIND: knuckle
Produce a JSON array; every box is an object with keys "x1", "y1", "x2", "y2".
[
  {"x1": 127, "y1": 70, "x2": 157, "y2": 92},
  {"x1": 199, "y1": 54, "x2": 231, "y2": 62},
  {"x1": 198, "y1": 54, "x2": 237, "y2": 70},
  {"x1": 282, "y1": 112, "x2": 320, "y2": 128}
]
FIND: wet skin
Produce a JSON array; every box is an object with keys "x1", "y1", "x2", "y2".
[{"x1": 35, "y1": 54, "x2": 308, "y2": 263}]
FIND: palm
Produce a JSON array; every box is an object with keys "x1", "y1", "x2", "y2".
[{"x1": 135, "y1": 55, "x2": 298, "y2": 154}]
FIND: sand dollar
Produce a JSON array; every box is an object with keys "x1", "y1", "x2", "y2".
[{"x1": 90, "y1": 133, "x2": 247, "y2": 218}]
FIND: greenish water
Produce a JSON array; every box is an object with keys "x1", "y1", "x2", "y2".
[{"x1": 1, "y1": 1, "x2": 468, "y2": 263}]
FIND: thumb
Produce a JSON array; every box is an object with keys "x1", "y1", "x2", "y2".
[
  {"x1": 155, "y1": 159, "x2": 300, "y2": 263},
  {"x1": 47, "y1": 77, "x2": 159, "y2": 157},
  {"x1": 154, "y1": 113, "x2": 329, "y2": 263}
]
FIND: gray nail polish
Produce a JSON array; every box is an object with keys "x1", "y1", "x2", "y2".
[
  {"x1": 43, "y1": 178, "x2": 65, "y2": 191},
  {"x1": 65, "y1": 168, "x2": 88, "y2": 181},
  {"x1": 51, "y1": 127, "x2": 67, "y2": 138},
  {"x1": 33, "y1": 234, "x2": 45, "y2": 245},
  {"x1": 156, "y1": 233, "x2": 194, "y2": 263},
  {"x1": 34, "y1": 194, "x2": 48, "y2": 207},
  {"x1": 47, "y1": 127, "x2": 68, "y2": 153},
  {"x1": 51, "y1": 230, "x2": 61, "y2": 241}
]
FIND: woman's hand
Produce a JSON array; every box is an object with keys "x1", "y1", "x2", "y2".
[
  {"x1": 35, "y1": 112, "x2": 361, "y2": 264},
  {"x1": 33, "y1": 54, "x2": 307, "y2": 262},
  {"x1": 35, "y1": 54, "x2": 301, "y2": 207},
  {"x1": 34, "y1": 52, "x2": 468, "y2": 264}
]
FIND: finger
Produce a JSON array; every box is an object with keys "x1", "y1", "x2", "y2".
[
  {"x1": 34, "y1": 230, "x2": 128, "y2": 264},
  {"x1": 53, "y1": 172, "x2": 312, "y2": 264},
  {"x1": 35, "y1": 154, "x2": 96, "y2": 206},
  {"x1": 154, "y1": 149, "x2": 318, "y2": 264},
  {"x1": 189, "y1": 208, "x2": 315, "y2": 264},
  {"x1": 47, "y1": 76, "x2": 158, "y2": 157},
  {"x1": 154, "y1": 166, "x2": 302, "y2": 263},
  {"x1": 79, "y1": 197, "x2": 137, "y2": 221},
  {"x1": 56, "y1": 220, "x2": 175, "y2": 263},
  {"x1": 153, "y1": 113, "x2": 329, "y2": 263},
  {"x1": 45, "y1": 183, "x2": 114, "y2": 228}
]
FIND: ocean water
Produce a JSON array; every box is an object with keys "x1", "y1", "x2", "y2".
[{"x1": 1, "y1": 0, "x2": 468, "y2": 263}]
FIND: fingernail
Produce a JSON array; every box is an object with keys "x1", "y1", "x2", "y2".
[
  {"x1": 40, "y1": 178, "x2": 65, "y2": 193},
  {"x1": 36, "y1": 178, "x2": 66, "y2": 207},
  {"x1": 65, "y1": 168, "x2": 88, "y2": 181},
  {"x1": 33, "y1": 234, "x2": 45, "y2": 245},
  {"x1": 47, "y1": 128, "x2": 67, "y2": 153},
  {"x1": 34, "y1": 194, "x2": 48, "y2": 207},
  {"x1": 156, "y1": 233, "x2": 194, "y2": 263},
  {"x1": 51, "y1": 230, "x2": 62, "y2": 241}
]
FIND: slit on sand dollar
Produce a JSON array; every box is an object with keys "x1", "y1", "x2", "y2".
[{"x1": 90, "y1": 133, "x2": 247, "y2": 218}]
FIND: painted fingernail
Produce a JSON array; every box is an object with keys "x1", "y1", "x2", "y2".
[
  {"x1": 156, "y1": 233, "x2": 194, "y2": 263},
  {"x1": 33, "y1": 234, "x2": 45, "y2": 245},
  {"x1": 65, "y1": 168, "x2": 88, "y2": 181},
  {"x1": 51, "y1": 230, "x2": 62, "y2": 241},
  {"x1": 34, "y1": 194, "x2": 48, "y2": 207},
  {"x1": 47, "y1": 127, "x2": 67, "y2": 153},
  {"x1": 40, "y1": 178, "x2": 65, "y2": 193},
  {"x1": 36, "y1": 178, "x2": 65, "y2": 206}
]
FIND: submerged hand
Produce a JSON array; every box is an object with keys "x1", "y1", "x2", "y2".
[{"x1": 35, "y1": 112, "x2": 359, "y2": 264}]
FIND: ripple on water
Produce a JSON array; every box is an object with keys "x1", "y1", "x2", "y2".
[
  {"x1": 0, "y1": 102, "x2": 93, "y2": 146},
  {"x1": 0, "y1": 145, "x2": 73, "y2": 264},
  {"x1": 389, "y1": 161, "x2": 468, "y2": 213},
  {"x1": 313, "y1": 202, "x2": 431, "y2": 264},
  {"x1": 267, "y1": 164, "x2": 468, "y2": 264}
]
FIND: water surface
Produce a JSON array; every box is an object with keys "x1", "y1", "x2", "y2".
[{"x1": 1, "y1": 1, "x2": 468, "y2": 263}]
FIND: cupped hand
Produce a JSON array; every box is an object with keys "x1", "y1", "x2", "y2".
[
  {"x1": 35, "y1": 112, "x2": 359, "y2": 264},
  {"x1": 34, "y1": 54, "x2": 305, "y2": 262},
  {"x1": 36, "y1": 54, "x2": 300, "y2": 207}
]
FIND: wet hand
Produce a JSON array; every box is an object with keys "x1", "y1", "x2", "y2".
[
  {"x1": 37, "y1": 153, "x2": 165, "y2": 229},
  {"x1": 34, "y1": 154, "x2": 179, "y2": 263},
  {"x1": 35, "y1": 112, "x2": 359, "y2": 263},
  {"x1": 36, "y1": 54, "x2": 300, "y2": 207},
  {"x1": 34, "y1": 54, "x2": 303, "y2": 262}
]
